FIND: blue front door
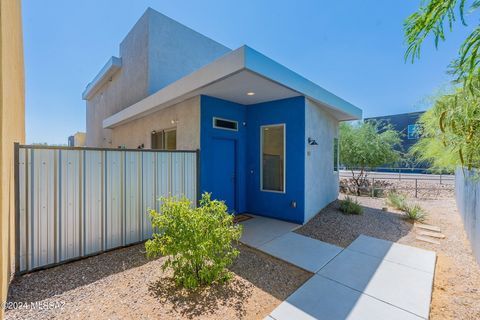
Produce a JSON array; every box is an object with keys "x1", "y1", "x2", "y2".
[{"x1": 211, "y1": 138, "x2": 236, "y2": 212}]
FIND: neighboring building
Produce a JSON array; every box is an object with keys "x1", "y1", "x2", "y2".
[
  {"x1": 365, "y1": 111, "x2": 426, "y2": 169},
  {"x1": 68, "y1": 132, "x2": 86, "y2": 147},
  {"x1": 365, "y1": 111, "x2": 424, "y2": 155},
  {"x1": 0, "y1": 0, "x2": 25, "y2": 317},
  {"x1": 83, "y1": 8, "x2": 362, "y2": 224}
]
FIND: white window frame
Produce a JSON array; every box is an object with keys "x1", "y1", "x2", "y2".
[
  {"x1": 260, "y1": 123, "x2": 286, "y2": 193},
  {"x1": 212, "y1": 117, "x2": 238, "y2": 131}
]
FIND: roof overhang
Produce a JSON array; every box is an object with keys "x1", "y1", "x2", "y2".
[
  {"x1": 102, "y1": 46, "x2": 362, "y2": 128},
  {"x1": 82, "y1": 56, "x2": 122, "y2": 100}
]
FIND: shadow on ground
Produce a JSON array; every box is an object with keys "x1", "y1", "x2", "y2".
[
  {"x1": 147, "y1": 244, "x2": 310, "y2": 319},
  {"x1": 296, "y1": 199, "x2": 413, "y2": 247},
  {"x1": 148, "y1": 277, "x2": 252, "y2": 319},
  {"x1": 7, "y1": 244, "x2": 152, "y2": 304}
]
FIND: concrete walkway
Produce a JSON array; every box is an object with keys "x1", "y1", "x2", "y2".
[{"x1": 239, "y1": 216, "x2": 436, "y2": 320}]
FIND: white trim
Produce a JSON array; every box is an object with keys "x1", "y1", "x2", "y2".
[
  {"x1": 83, "y1": 57, "x2": 122, "y2": 100},
  {"x1": 212, "y1": 117, "x2": 238, "y2": 131},
  {"x1": 102, "y1": 46, "x2": 362, "y2": 129},
  {"x1": 260, "y1": 123, "x2": 286, "y2": 193},
  {"x1": 103, "y1": 48, "x2": 245, "y2": 128}
]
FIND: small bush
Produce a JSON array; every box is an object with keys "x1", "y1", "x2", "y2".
[
  {"x1": 403, "y1": 204, "x2": 427, "y2": 222},
  {"x1": 372, "y1": 188, "x2": 384, "y2": 198},
  {"x1": 386, "y1": 192, "x2": 407, "y2": 210},
  {"x1": 145, "y1": 193, "x2": 242, "y2": 289},
  {"x1": 339, "y1": 196, "x2": 363, "y2": 215}
]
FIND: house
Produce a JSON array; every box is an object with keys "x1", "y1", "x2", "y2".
[
  {"x1": 82, "y1": 8, "x2": 362, "y2": 224},
  {"x1": 365, "y1": 111, "x2": 426, "y2": 170},
  {"x1": 68, "y1": 132, "x2": 86, "y2": 147}
]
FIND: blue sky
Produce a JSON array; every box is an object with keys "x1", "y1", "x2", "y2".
[{"x1": 23, "y1": 0, "x2": 473, "y2": 144}]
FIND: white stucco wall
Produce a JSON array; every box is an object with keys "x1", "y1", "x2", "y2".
[
  {"x1": 85, "y1": 8, "x2": 230, "y2": 147},
  {"x1": 147, "y1": 9, "x2": 230, "y2": 94},
  {"x1": 304, "y1": 98, "x2": 339, "y2": 222},
  {"x1": 111, "y1": 96, "x2": 200, "y2": 150},
  {"x1": 86, "y1": 13, "x2": 149, "y2": 147}
]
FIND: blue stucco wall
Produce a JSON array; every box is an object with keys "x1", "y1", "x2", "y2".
[
  {"x1": 200, "y1": 95, "x2": 306, "y2": 224},
  {"x1": 200, "y1": 96, "x2": 247, "y2": 213},
  {"x1": 246, "y1": 97, "x2": 306, "y2": 223}
]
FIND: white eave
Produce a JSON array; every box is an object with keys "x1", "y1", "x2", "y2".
[
  {"x1": 82, "y1": 56, "x2": 122, "y2": 100},
  {"x1": 102, "y1": 46, "x2": 362, "y2": 128}
]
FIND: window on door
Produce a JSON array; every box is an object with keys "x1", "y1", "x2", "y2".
[
  {"x1": 151, "y1": 128, "x2": 177, "y2": 150},
  {"x1": 261, "y1": 124, "x2": 285, "y2": 192}
]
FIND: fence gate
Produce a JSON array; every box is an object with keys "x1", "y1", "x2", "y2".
[{"x1": 14, "y1": 144, "x2": 199, "y2": 273}]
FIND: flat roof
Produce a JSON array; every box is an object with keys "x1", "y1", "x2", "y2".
[
  {"x1": 103, "y1": 46, "x2": 362, "y2": 128},
  {"x1": 82, "y1": 57, "x2": 122, "y2": 100},
  {"x1": 364, "y1": 111, "x2": 425, "y2": 120}
]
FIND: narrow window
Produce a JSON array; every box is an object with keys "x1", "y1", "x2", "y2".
[
  {"x1": 151, "y1": 131, "x2": 164, "y2": 149},
  {"x1": 333, "y1": 138, "x2": 339, "y2": 172},
  {"x1": 213, "y1": 117, "x2": 238, "y2": 131},
  {"x1": 261, "y1": 124, "x2": 285, "y2": 192},
  {"x1": 164, "y1": 129, "x2": 177, "y2": 150},
  {"x1": 151, "y1": 128, "x2": 176, "y2": 150}
]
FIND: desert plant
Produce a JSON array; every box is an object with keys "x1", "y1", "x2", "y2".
[
  {"x1": 410, "y1": 82, "x2": 480, "y2": 171},
  {"x1": 403, "y1": 203, "x2": 427, "y2": 222},
  {"x1": 386, "y1": 192, "x2": 408, "y2": 211},
  {"x1": 339, "y1": 196, "x2": 363, "y2": 215},
  {"x1": 340, "y1": 121, "x2": 402, "y2": 195},
  {"x1": 145, "y1": 193, "x2": 242, "y2": 289},
  {"x1": 372, "y1": 187, "x2": 384, "y2": 198},
  {"x1": 405, "y1": 0, "x2": 480, "y2": 87}
]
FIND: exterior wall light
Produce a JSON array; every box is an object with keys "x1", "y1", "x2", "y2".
[
  {"x1": 246, "y1": 92, "x2": 255, "y2": 96},
  {"x1": 308, "y1": 137, "x2": 318, "y2": 145}
]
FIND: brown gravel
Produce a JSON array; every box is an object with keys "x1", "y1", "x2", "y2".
[
  {"x1": 296, "y1": 194, "x2": 480, "y2": 320},
  {"x1": 5, "y1": 244, "x2": 310, "y2": 320}
]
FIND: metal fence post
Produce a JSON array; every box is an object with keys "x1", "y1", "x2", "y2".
[
  {"x1": 14, "y1": 142, "x2": 20, "y2": 273},
  {"x1": 415, "y1": 179, "x2": 418, "y2": 198},
  {"x1": 196, "y1": 149, "x2": 201, "y2": 207},
  {"x1": 371, "y1": 177, "x2": 375, "y2": 197}
]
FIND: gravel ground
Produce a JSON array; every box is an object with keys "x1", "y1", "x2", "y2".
[
  {"x1": 296, "y1": 195, "x2": 480, "y2": 320},
  {"x1": 5, "y1": 244, "x2": 310, "y2": 320}
]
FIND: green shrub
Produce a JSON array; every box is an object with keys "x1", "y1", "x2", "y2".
[
  {"x1": 339, "y1": 196, "x2": 363, "y2": 215},
  {"x1": 403, "y1": 204, "x2": 427, "y2": 222},
  {"x1": 145, "y1": 193, "x2": 242, "y2": 289},
  {"x1": 386, "y1": 192, "x2": 407, "y2": 211},
  {"x1": 372, "y1": 187, "x2": 384, "y2": 198}
]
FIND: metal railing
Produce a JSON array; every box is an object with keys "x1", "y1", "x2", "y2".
[
  {"x1": 339, "y1": 170, "x2": 454, "y2": 198},
  {"x1": 340, "y1": 168, "x2": 454, "y2": 183}
]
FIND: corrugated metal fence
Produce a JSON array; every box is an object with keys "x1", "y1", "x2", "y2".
[
  {"x1": 14, "y1": 144, "x2": 199, "y2": 273},
  {"x1": 455, "y1": 167, "x2": 480, "y2": 265}
]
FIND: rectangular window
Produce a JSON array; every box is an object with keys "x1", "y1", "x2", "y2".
[
  {"x1": 164, "y1": 129, "x2": 177, "y2": 150},
  {"x1": 407, "y1": 124, "x2": 420, "y2": 140},
  {"x1": 333, "y1": 138, "x2": 339, "y2": 172},
  {"x1": 151, "y1": 128, "x2": 177, "y2": 150},
  {"x1": 261, "y1": 124, "x2": 285, "y2": 192},
  {"x1": 213, "y1": 117, "x2": 238, "y2": 131}
]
